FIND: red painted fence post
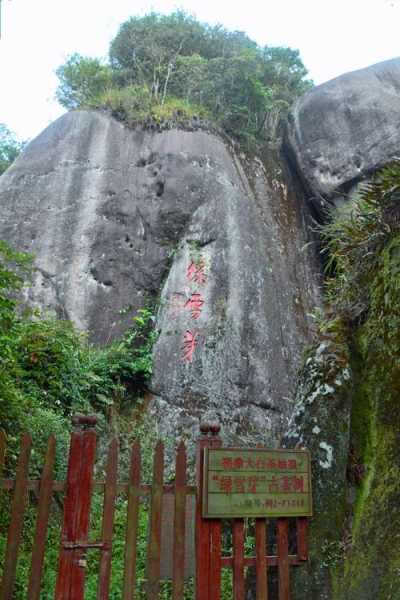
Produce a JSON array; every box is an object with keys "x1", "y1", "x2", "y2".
[
  {"x1": 54, "y1": 415, "x2": 97, "y2": 600},
  {"x1": 195, "y1": 421, "x2": 222, "y2": 600}
]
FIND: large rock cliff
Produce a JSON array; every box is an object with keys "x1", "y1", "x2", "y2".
[
  {"x1": 287, "y1": 58, "x2": 400, "y2": 212},
  {"x1": 286, "y1": 58, "x2": 400, "y2": 600},
  {"x1": 0, "y1": 110, "x2": 321, "y2": 445},
  {"x1": 2, "y1": 57, "x2": 400, "y2": 599}
]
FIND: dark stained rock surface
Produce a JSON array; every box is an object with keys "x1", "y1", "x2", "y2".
[
  {"x1": 286, "y1": 58, "x2": 400, "y2": 210},
  {"x1": 0, "y1": 109, "x2": 321, "y2": 444},
  {"x1": 0, "y1": 111, "x2": 222, "y2": 343},
  {"x1": 284, "y1": 340, "x2": 352, "y2": 600},
  {"x1": 150, "y1": 147, "x2": 322, "y2": 445},
  {"x1": 2, "y1": 58, "x2": 400, "y2": 599}
]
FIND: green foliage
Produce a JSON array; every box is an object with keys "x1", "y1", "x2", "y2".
[
  {"x1": 87, "y1": 84, "x2": 208, "y2": 130},
  {"x1": 0, "y1": 239, "x2": 32, "y2": 329},
  {"x1": 56, "y1": 11, "x2": 312, "y2": 146},
  {"x1": 0, "y1": 240, "x2": 156, "y2": 472},
  {"x1": 0, "y1": 124, "x2": 24, "y2": 175},
  {"x1": 315, "y1": 161, "x2": 400, "y2": 598},
  {"x1": 55, "y1": 53, "x2": 113, "y2": 110},
  {"x1": 0, "y1": 415, "x2": 196, "y2": 598},
  {"x1": 320, "y1": 161, "x2": 400, "y2": 320}
]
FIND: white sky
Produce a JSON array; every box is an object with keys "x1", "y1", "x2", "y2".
[{"x1": 0, "y1": 0, "x2": 399, "y2": 141}]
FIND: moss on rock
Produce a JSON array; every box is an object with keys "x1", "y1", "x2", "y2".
[
  {"x1": 285, "y1": 332, "x2": 352, "y2": 600},
  {"x1": 332, "y1": 238, "x2": 400, "y2": 600},
  {"x1": 289, "y1": 163, "x2": 400, "y2": 599}
]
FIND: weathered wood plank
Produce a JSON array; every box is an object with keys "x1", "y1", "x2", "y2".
[
  {"x1": 172, "y1": 442, "x2": 187, "y2": 600},
  {"x1": 55, "y1": 430, "x2": 82, "y2": 599},
  {"x1": 160, "y1": 494, "x2": 196, "y2": 579},
  {"x1": 122, "y1": 441, "x2": 141, "y2": 600},
  {"x1": 195, "y1": 436, "x2": 211, "y2": 600},
  {"x1": 69, "y1": 428, "x2": 96, "y2": 599},
  {"x1": 255, "y1": 519, "x2": 268, "y2": 600},
  {"x1": 209, "y1": 520, "x2": 221, "y2": 600},
  {"x1": 233, "y1": 519, "x2": 245, "y2": 600},
  {"x1": 27, "y1": 436, "x2": 56, "y2": 600},
  {"x1": 0, "y1": 433, "x2": 32, "y2": 600},
  {"x1": 146, "y1": 441, "x2": 164, "y2": 600},
  {"x1": 277, "y1": 519, "x2": 290, "y2": 600},
  {"x1": 209, "y1": 430, "x2": 223, "y2": 600},
  {"x1": 0, "y1": 479, "x2": 196, "y2": 495},
  {"x1": 296, "y1": 517, "x2": 308, "y2": 561},
  {"x1": 97, "y1": 438, "x2": 119, "y2": 600},
  {"x1": 55, "y1": 427, "x2": 97, "y2": 600}
]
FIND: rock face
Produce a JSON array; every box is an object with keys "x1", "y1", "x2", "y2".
[
  {"x1": 150, "y1": 142, "x2": 321, "y2": 445},
  {"x1": 287, "y1": 58, "x2": 400, "y2": 210},
  {"x1": 0, "y1": 111, "x2": 224, "y2": 343},
  {"x1": 0, "y1": 109, "x2": 321, "y2": 444},
  {"x1": 2, "y1": 58, "x2": 400, "y2": 599},
  {"x1": 2, "y1": 59, "x2": 400, "y2": 443},
  {"x1": 284, "y1": 340, "x2": 352, "y2": 600}
]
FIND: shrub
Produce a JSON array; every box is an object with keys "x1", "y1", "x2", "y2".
[
  {"x1": 56, "y1": 11, "x2": 312, "y2": 146},
  {"x1": 0, "y1": 240, "x2": 157, "y2": 472}
]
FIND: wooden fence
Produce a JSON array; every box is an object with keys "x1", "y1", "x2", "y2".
[{"x1": 0, "y1": 416, "x2": 309, "y2": 599}]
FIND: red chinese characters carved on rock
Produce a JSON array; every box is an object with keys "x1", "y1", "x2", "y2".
[
  {"x1": 182, "y1": 330, "x2": 199, "y2": 363},
  {"x1": 185, "y1": 293, "x2": 204, "y2": 320},
  {"x1": 187, "y1": 260, "x2": 207, "y2": 285},
  {"x1": 180, "y1": 256, "x2": 207, "y2": 362}
]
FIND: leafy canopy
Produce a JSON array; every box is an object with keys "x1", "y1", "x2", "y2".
[
  {"x1": 0, "y1": 240, "x2": 156, "y2": 469},
  {"x1": 56, "y1": 54, "x2": 113, "y2": 110},
  {"x1": 0, "y1": 124, "x2": 24, "y2": 175},
  {"x1": 55, "y1": 11, "x2": 312, "y2": 145},
  {"x1": 321, "y1": 160, "x2": 400, "y2": 322}
]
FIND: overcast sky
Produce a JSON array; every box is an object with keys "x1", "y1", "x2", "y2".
[{"x1": 0, "y1": 0, "x2": 399, "y2": 141}]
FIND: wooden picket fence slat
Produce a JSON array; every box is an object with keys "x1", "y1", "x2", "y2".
[
  {"x1": 208, "y1": 521, "x2": 221, "y2": 600},
  {"x1": 97, "y1": 437, "x2": 119, "y2": 600},
  {"x1": 277, "y1": 518, "x2": 290, "y2": 600},
  {"x1": 172, "y1": 441, "x2": 187, "y2": 600},
  {"x1": 0, "y1": 433, "x2": 32, "y2": 600},
  {"x1": 122, "y1": 440, "x2": 141, "y2": 600},
  {"x1": 196, "y1": 425, "x2": 223, "y2": 600},
  {"x1": 55, "y1": 426, "x2": 97, "y2": 600},
  {"x1": 255, "y1": 518, "x2": 268, "y2": 600},
  {"x1": 0, "y1": 418, "x2": 310, "y2": 600},
  {"x1": 55, "y1": 430, "x2": 83, "y2": 598},
  {"x1": 27, "y1": 435, "x2": 56, "y2": 600},
  {"x1": 195, "y1": 433, "x2": 211, "y2": 600},
  {"x1": 233, "y1": 519, "x2": 245, "y2": 600},
  {"x1": 296, "y1": 517, "x2": 308, "y2": 561},
  {"x1": 146, "y1": 440, "x2": 164, "y2": 599}
]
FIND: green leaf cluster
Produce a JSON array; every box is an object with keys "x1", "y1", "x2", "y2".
[
  {"x1": 55, "y1": 11, "x2": 312, "y2": 146},
  {"x1": 86, "y1": 84, "x2": 209, "y2": 130},
  {"x1": 55, "y1": 54, "x2": 113, "y2": 110},
  {"x1": 314, "y1": 162, "x2": 400, "y2": 598},
  {"x1": 0, "y1": 124, "x2": 24, "y2": 175},
  {"x1": 0, "y1": 241, "x2": 156, "y2": 472},
  {"x1": 320, "y1": 161, "x2": 400, "y2": 321}
]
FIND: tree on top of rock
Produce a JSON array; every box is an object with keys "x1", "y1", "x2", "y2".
[
  {"x1": 0, "y1": 124, "x2": 24, "y2": 176},
  {"x1": 55, "y1": 11, "x2": 312, "y2": 145}
]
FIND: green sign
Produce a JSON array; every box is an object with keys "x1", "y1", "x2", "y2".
[{"x1": 202, "y1": 447, "x2": 312, "y2": 518}]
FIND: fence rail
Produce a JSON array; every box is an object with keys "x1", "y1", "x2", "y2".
[{"x1": 0, "y1": 417, "x2": 309, "y2": 600}]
